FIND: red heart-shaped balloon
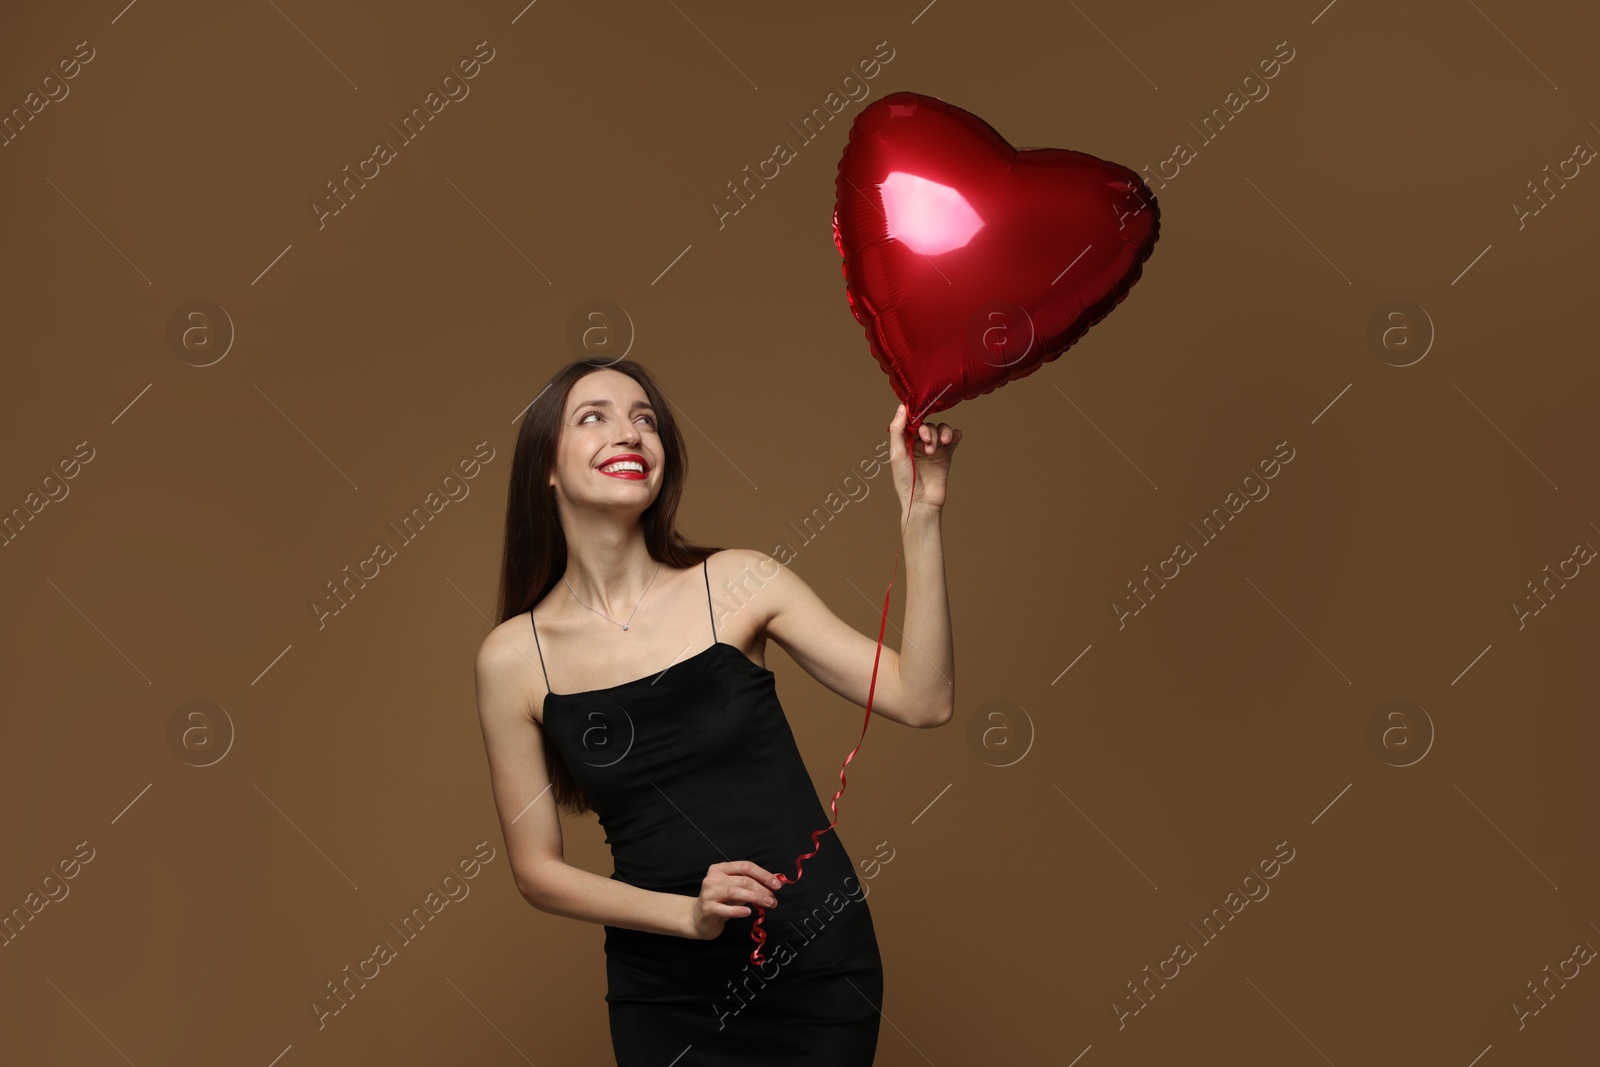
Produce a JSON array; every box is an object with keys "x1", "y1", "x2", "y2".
[{"x1": 833, "y1": 91, "x2": 1161, "y2": 429}]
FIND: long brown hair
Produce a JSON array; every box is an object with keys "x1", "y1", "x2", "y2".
[{"x1": 493, "y1": 357, "x2": 722, "y2": 815}]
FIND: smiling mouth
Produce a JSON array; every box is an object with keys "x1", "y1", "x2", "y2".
[{"x1": 598, "y1": 461, "x2": 648, "y2": 480}]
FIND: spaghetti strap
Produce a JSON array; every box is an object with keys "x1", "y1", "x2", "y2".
[
  {"x1": 535, "y1": 562, "x2": 711, "y2": 697},
  {"x1": 528, "y1": 613, "x2": 552, "y2": 691},
  {"x1": 702, "y1": 557, "x2": 716, "y2": 642}
]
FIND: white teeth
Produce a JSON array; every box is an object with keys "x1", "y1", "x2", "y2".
[{"x1": 601, "y1": 461, "x2": 645, "y2": 474}]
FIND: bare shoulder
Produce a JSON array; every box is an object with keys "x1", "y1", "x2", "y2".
[
  {"x1": 705, "y1": 546, "x2": 779, "y2": 580},
  {"x1": 704, "y1": 547, "x2": 803, "y2": 633},
  {"x1": 474, "y1": 613, "x2": 541, "y2": 725}
]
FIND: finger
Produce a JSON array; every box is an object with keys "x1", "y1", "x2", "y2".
[
  {"x1": 736, "y1": 876, "x2": 779, "y2": 904},
  {"x1": 712, "y1": 884, "x2": 767, "y2": 907},
  {"x1": 735, "y1": 882, "x2": 779, "y2": 907},
  {"x1": 732, "y1": 860, "x2": 783, "y2": 890}
]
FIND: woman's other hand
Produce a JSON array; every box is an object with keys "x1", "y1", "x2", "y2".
[{"x1": 685, "y1": 860, "x2": 784, "y2": 940}]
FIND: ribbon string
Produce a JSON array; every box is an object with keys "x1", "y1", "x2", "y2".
[{"x1": 749, "y1": 422, "x2": 922, "y2": 965}]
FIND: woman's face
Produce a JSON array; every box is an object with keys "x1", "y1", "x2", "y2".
[{"x1": 548, "y1": 369, "x2": 664, "y2": 511}]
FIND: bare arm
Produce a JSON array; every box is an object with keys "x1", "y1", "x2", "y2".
[
  {"x1": 891, "y1": 504, "x2": 954, "y2": 720},
  {"x1": 525, "y1": 863, "x2": 696, "y2": 938},
  {"x1": 737, "y1": 518, "x2": 954, "y2": 729},
  {"x1": 474, "y1": 624, "x2": 698, "y2": 937},
  {"x1": 734, "y1": 407, "x2": 959, "y2": 729}
]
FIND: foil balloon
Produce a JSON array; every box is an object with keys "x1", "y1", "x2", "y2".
[{"x1": 833, "y1": 90, "x2": 1161, "y2": 431}]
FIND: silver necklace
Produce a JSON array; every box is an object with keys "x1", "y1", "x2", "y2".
[{"x1": 562, "y1": 561, "x2": 663, "y2": 631}]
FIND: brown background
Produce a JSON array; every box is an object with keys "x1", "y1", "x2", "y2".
[{"x1": 3, "y1": 0, "x2": 1597, "y2": 1063}]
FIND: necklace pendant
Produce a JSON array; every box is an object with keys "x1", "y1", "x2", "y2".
[{"x1": 622, "y1": 623, "x2": 629, "y2": 631}]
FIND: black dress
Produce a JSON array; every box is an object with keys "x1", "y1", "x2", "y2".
[{"x1": 531, "y1": 558, "x2": 885, "y2": 1065}]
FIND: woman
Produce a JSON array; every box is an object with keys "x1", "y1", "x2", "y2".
[{"x1": 474, "y1": 357, "x2": 960, "y2": 1065}]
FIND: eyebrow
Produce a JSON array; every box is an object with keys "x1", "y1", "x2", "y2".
[{"x1": 574, "y1": 399, "x2": 655, "y2": 413}]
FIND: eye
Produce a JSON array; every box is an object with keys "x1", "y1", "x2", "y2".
[{"x1": 579, "y1": 409, "x2": 658, "y2": 429}]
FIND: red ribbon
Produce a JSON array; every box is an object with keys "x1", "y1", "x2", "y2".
[{"x1": 749, "y1": 421, "x2": 923, "y2": 965}]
